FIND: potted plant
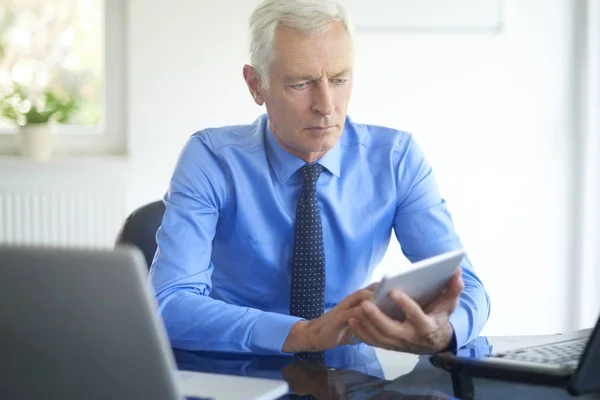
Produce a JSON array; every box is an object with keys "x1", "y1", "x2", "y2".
[{"x1": 0, "y1": 84, "x2": 77, "y2": 161}]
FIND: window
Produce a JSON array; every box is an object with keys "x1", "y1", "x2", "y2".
[{"x1": 0, "y1": 0, "x2": 126, "y2": 156}]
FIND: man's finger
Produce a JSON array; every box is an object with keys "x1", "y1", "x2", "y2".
[
  {"x1": 346, "y1": 303, "x2": 365, "y2": 320},
  {"x1": 444, "y1": 269, "x2": 464, "y2": 299},
  {"x1": 352, "y1": 304, "x2": 392, "y2": 343},
  {"x1": 389, "y1": 290, "x2": 430, "y2": 331},
  {"x1": 356, "y1": 300, "x2": 412, "y2": 347},
  {"x1": 350, "y1": 315, "x2": 410, "y2": 352},
  {"x1": 349, "y1": 317, "x2": 379, "y2": 346},
  {"x1": 425, "y1": 294, "x2": 459, "y2": 316},
  {"x1": 341, "y1": 287, "x2": 375, "y2": 309},
  {"x1": 364, "y1": 282, "x2": 379, "y2": 292},
  {"x1": 347, "y1": 303, "x2": 394, "y2": 343},
  {"x1": 425, "y1": 270, "x2": 463, "y2": 314}
]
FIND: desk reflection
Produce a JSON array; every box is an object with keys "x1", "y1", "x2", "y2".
[{"x1": 174, "y1": 344, "x2": 456, "y2": 399}]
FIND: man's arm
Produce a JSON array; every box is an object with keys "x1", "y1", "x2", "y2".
[
  {"x1": 391, "y1": 135, "x2": 491, "y2": 349},
  {"x1": 149, "y1": 133, "x2": 302, "y2": 354}
]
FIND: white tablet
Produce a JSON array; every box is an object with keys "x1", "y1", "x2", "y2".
[{"x1": 372, "y1": 248, "x2": 466, "y2": 322}]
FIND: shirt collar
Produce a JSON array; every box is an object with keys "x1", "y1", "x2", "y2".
[{"x1": 264, "y1": 115, "x2": 342, "y2": 184}]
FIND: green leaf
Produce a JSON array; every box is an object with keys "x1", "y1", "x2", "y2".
[{"x1": 0, "y1": 83, "x2": 78, "y2": 126}]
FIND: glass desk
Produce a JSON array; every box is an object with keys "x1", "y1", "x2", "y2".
[{"x1": 174, "y1": 335, "x2": 600, "y2": 400}]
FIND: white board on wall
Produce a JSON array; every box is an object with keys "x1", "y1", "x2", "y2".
[{"x1": 340, "y1": 0, "x2": 503, "y2": 32}]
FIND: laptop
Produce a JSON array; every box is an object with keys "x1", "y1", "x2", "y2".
[
  {"x1": 429, "y1": 316, "x2": 600, "y2": 396},
  {"x1": 0, "y1": 246, "x2": 288, "y2": 400}
]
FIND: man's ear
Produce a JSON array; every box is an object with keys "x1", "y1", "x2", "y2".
[{"x1": 243, "y1": 64, "x2": 265, "y2": 106}]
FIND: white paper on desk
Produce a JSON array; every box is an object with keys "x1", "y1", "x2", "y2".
[{"x1": 174, "y1": 370, "x2": 288, "y2": 400}]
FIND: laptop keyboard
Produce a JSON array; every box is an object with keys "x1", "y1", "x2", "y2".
[{"x1": 495, "y1": 338, "x2": 587, "y2": 366}]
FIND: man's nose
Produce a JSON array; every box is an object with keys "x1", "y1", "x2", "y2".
[{"x1": 311, "y1": 81, "x2": 334, "y2": 116}]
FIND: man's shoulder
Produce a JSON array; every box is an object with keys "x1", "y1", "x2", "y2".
[
  {"x1": 345, "y1": 117, "x2": 414, "y2": 151},
  {"x1": 190, "y1": 115, "x2": 266, "y2": 151}
]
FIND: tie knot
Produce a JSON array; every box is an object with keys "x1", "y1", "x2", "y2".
[{"x1": 301, "y1": 163, "x2": 323, "y2": 186}]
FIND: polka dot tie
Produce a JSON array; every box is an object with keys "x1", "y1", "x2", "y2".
[{"x1": 290, "y1": 163, "x2": 325, "y2": 364}]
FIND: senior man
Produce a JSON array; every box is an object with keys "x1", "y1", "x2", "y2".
[{"x1": 149, "y1": 0, "x2": 490, "y2": 361}]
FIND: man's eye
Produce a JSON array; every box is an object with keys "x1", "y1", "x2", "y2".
[
  {"x1": 332, "y1": 79, "x2": 346, "y2": 85},
  {"x1": 292, "y1": 82, "x2": 309, "y2": 90}
]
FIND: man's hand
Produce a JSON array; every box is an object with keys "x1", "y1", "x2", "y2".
[
  {"x1": 282, "y1": 284, "x2": 377, "y2": 353},
  {"x1": 347, "y1": 269, "x2": 464, "y2": 354}
]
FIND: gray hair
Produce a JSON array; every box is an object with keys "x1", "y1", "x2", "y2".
[{"x1": 249, "y1": 0, "x2": 354, "y2": 90}]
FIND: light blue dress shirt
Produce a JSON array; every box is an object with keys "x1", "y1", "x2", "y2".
[{"x1": 149, "y1": 114, "x2": 491, "y2": 355}]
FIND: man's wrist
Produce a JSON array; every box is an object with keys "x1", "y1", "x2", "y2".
[
  {"x1": 282, "y1": 320, "x2": 312, "y2": 353},
  {"x1": 440, "y1": 322, "x2": 457, "y2": 353}
]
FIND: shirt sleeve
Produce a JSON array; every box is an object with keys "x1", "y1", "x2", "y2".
[
  {"x1": 392, "y1": 135, "x2": 491, "y2": 349},
  {"x1": 148, "y1": 133, "x2": 302, "y2": 355}
]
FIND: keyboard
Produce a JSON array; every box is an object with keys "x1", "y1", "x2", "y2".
[{"x1": 493, "y1": 338, "x2": 587, "y2": 367}]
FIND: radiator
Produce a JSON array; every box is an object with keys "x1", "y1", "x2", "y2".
[{"x1": 0, "y1": 189, "x2": 127, "y2": 249}]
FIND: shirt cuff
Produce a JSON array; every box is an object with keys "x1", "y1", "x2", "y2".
[
  {"x1": 441, "y1": 327, "x2": 458, "y2": 353},
  {"x1": 249, "y1": 311, "x2": 304, "y2": 354},
  {"x1": 449, "y1": 302, "x2": 471, "y2": 350}
]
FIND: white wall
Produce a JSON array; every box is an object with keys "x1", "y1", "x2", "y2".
[
  {"x1": 127, "y1": 0, "x2": 578, "y2": 336},
  {"x1": 579, "y1": 0, "x2": 600, "y2": 329}
]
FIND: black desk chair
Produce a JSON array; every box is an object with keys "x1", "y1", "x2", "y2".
[{"x1": 115, "y1": 200, "x2": 166, "y2": 270}]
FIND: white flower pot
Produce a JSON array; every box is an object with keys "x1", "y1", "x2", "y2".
[{"x1": 18, "y1": 124, "x2": 55, "y2": 162}]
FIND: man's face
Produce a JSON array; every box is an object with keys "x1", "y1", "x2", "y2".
[{"x1": 253, "y1": 22, "x2": 354, "y2": 162}]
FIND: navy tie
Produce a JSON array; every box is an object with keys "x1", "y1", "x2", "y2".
[{"x1": 290, "y1": 163, "x2": 326, "y2": 364}]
